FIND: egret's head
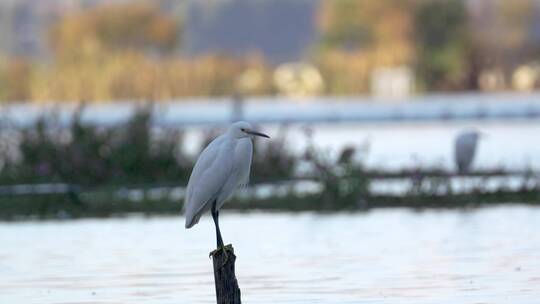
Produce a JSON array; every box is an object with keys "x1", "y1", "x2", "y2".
[{"x1": 229, "y1": 121, "x2": 270, "y2": 139}]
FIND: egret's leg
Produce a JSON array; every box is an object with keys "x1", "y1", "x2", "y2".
[
  {"x1": 211, "y1": 201, "x2": 224, "y2": 248},
  {"x1": 209, "y1": 200, "x2": 233, "y2": 265}
]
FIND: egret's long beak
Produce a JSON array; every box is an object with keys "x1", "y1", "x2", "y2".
[{"x1": 246, "y1": 130, "x2": 270, "y2": 138}]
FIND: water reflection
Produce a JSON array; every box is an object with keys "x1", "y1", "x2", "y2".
[{"x1": 1, "y1": 206, "x2": 539, "y2": 303}]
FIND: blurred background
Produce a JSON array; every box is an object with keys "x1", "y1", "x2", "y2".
[
  {"x1": 4, "y1": 0, "x2": 540, "y2": 100},
  {"x1": 1, "y1": 1, "x2": 539, "y2": 303}
]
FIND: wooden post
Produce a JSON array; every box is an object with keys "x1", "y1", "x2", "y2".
[{"x1": 211, "y1": 245, "x2": 241, "y2": 304}]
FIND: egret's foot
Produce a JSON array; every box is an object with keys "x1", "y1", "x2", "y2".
[{"x1": 209, "y1": 244, "x2": 234, "y2": 266}]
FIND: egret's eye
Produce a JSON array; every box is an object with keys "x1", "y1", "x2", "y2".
[{"x1": 240, "y1": 128, "x2": 245, "y2": 132}]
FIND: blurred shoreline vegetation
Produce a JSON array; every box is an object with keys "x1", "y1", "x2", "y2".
[
  {"x1": 0, "y1": 106, "x2": 538, "y2": 219},
  {"x1": 0, "y1": 105, "x2": 299, "y2": 186},
  {"x1": 0, "y1": 105, "x2": 190, "y2": 185},
  {"x1": 0, "y1": 105, "x2": 373, "y2": 218},
  {"x1": 0, "y1": 1, "x2": 540, "y2": 102}
]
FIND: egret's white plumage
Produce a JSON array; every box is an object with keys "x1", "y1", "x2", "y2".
[
  {"x1": 454, "y1": 130, "x2": 481, "y2": 173},
  {"x1": 184, "y1": 121, "x2": 269, "y2": 229}
]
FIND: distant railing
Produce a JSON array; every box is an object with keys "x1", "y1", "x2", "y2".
[
  {"x1": 0, "y1": 168, "x2": 537, "y2": 198},
  {"x1": 0, "y1": 168, "x2": 538, "y2": 220},
  {"x1": 1, "y1": 93, "x2": 540, "y2": 128},
  {"x1": 0, "y1": 183, "x2": 80, "y2": 196}
]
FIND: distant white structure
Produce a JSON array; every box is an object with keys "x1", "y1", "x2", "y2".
[
  {"x1": 273, "y1": 62, "x2": 324, "y2": 98},
  {"x1": 454, "y1": 130, "x2": 482, "y2": 173},
  {"x1": 512, "y1": 65, "x2": 538, "y2": 92},
  {"x1": 479, "y1": 68, "x2": 505, "y2": 91},
  {"x1": 370, "y1": 66, "x2": 414, "y2": 100},
  {"x1": 236, "y1": 68, "x2": 264, "y2": 94}
]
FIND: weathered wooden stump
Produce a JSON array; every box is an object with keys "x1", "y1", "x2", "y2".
[{"x1": 211, "y1": 245, "x2": 241, "y2": 304}]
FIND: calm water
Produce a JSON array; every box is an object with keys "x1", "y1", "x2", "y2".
[{"x1": 1, "y1": 206, "x2": 539, "y2": 303}]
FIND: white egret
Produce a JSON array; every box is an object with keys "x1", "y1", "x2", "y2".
[
  {"x1": 184, "y1": 121, "x2": 269, "y2": 253},
  {"x1": 454, "y1": 130, "x2": 482, "y2": 173}
]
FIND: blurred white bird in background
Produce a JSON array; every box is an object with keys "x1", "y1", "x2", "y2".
[
  {"x1": 454, "y1": 130, "x2": 484, "y2": 173},
  {"x1": 184, "y1": 121, "x2": 269, "y2": 252}
]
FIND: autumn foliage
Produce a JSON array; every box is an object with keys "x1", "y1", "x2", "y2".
[{"x1": 0, "y1": 1, "x2": 538, "y2": 102}]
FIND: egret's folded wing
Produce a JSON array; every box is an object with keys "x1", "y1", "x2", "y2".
[
  {"x1": 235, "y1": 138, "x2": 253, "y2": 188},
  {"x1": 184, "y1": 136, "x2": 233, "y2": 228},
  {"x1": 215, "y1": 138, "x2": 253, "y2": 210},
  {"x1": 185, "y1": 136, "x2": 228, "y2": 203}
]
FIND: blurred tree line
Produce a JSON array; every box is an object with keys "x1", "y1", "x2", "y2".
[
  {"x1": 0, "y1": 3, "x2": 274, "y2": 102},
  {"x1": 317, "y1": 0, "x2": 540, "y2": 92},
  {"x1": 316, "y1": 0, "x2": 416, "y2": 94},
  {"x1": 0, "y1": 0, "x2": 540, "y2": 102}
]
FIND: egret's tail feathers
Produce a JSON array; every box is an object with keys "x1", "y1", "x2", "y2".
[
  {"x1": 185, "y1": 219, "x2": 195, "y2": 229},
  {"x1": 185, "y1": 213, "x2": 201, "y2": 229}
]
